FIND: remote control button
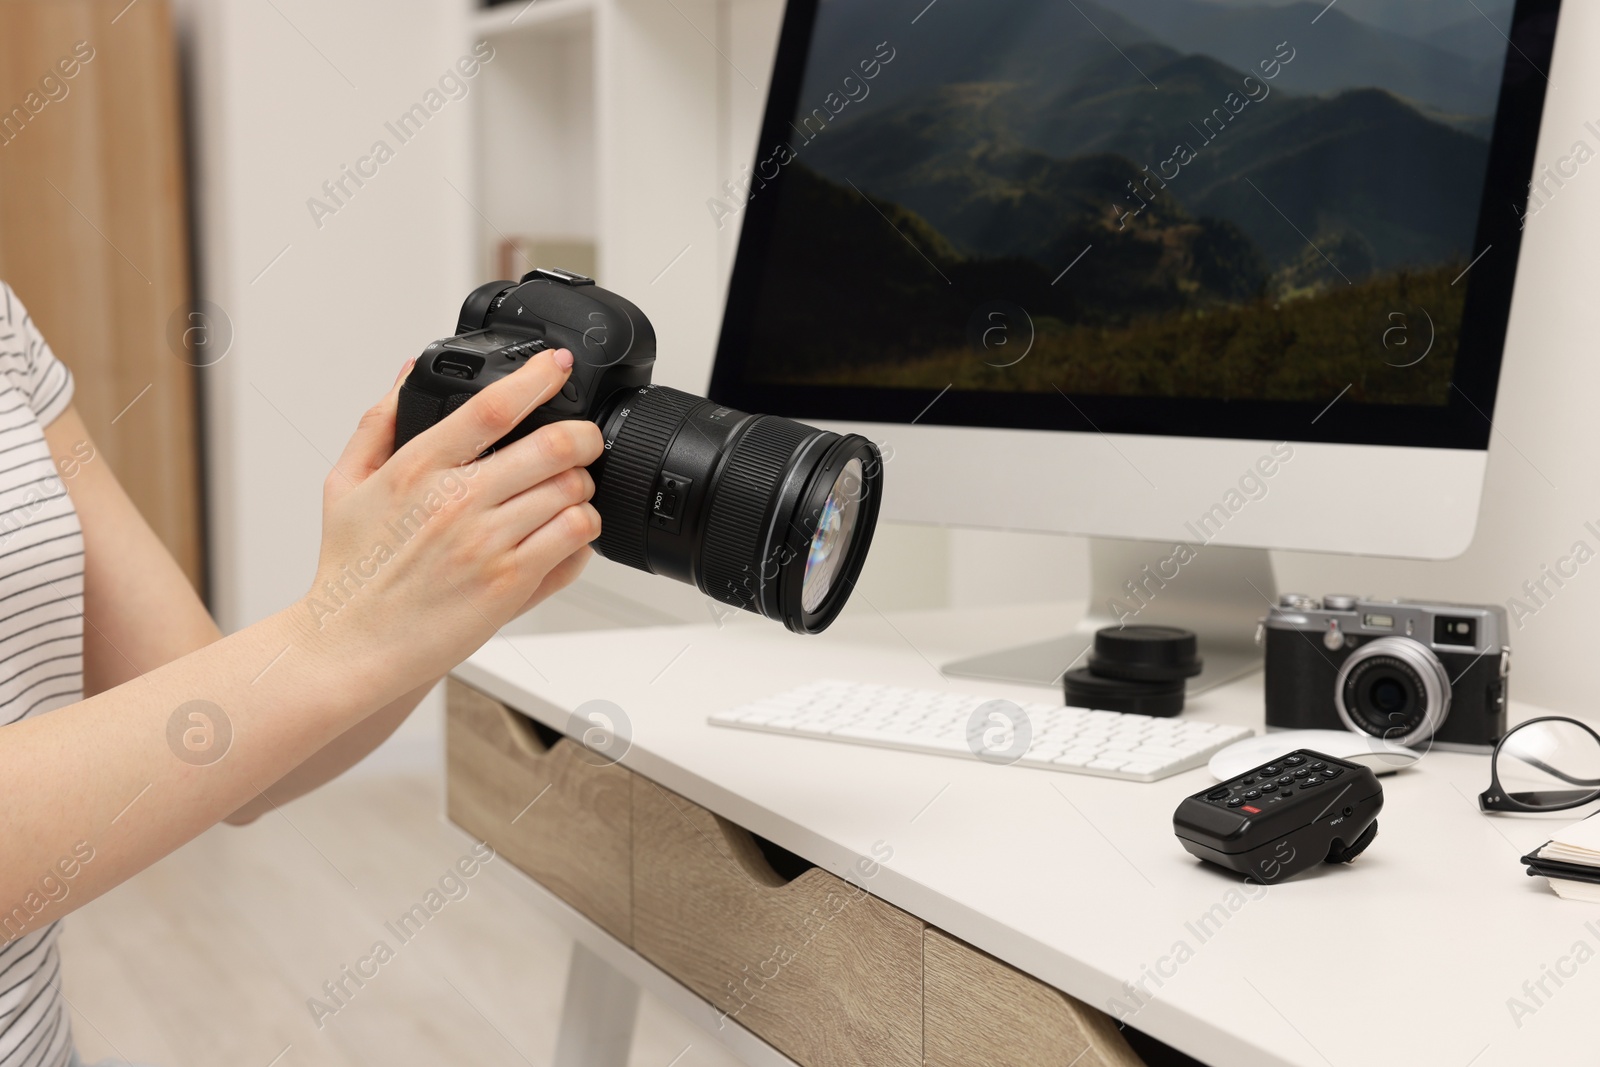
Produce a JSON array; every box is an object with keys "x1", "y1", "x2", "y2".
[
  {"x1": 1300, "y1": 777, "x2": 1324, "y2": 788},
  {"x1": 1293, "y1": 768, "x2": 1311, "y2": 779},
  {"x1": 1243, "y1": 790, "x2": 1261, "y2": 800},
  {"x1": 1280, "y1": 790, "x2": 1295, "y2": 799},
  {"x1": 1285, "y1": 755, "x2": 1306, "y2": 766},
  {"x1": 1207, "y1": 788, "x2": 1230, "y2": 800},
  {"x1": 1310, "y1": 761, "x2": 1327, "y2": 771},
  {"x1": 1260, "y1": 764, "x2": 1280, "y2": 775},
  {"x1": 1242, "y1": 776, "x2": 1256, "y2": 785},
  {"x1": 1323, "y1": 766, "x2": 1345, "y2": 778},
  {"x1": 1227, "y1": 797, "x2": 1245, "y2": 807},
  {"x1": 1277, "y1": 777, "x2": 1295, "y2": 788}
]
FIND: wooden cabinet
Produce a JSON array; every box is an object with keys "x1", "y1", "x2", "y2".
[
  {"x1": 924, "y1": 928, "x2": 1145, "y2": 1067},
  {"x1": 0, "y1": 0, "x2": 202, "y2": 586},
  {"x1": 632, "y1": 781, "x2": 925, "y2": 1067},
  {"x1": 445, "y1": 679, "x2": 635, "y2": 942},
  {"x1": 444, "y1": 680, "x2": 1148, "y2": 1067}
]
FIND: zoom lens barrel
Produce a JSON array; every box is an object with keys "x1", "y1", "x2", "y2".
[{"x1": 591, "y1": 385, "x2": 882, "y2": 634}]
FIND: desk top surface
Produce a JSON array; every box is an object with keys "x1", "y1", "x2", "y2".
[{"x1": 457, "y1": 601, "x2": 1594, "y2": 1067}]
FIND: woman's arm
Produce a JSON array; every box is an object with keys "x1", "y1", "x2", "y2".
[
  {"x1": 222, "y1": 544, "x2": 592, "y2": 825},
  {"x1": 1, "y1": 348, "x2": 601, "y2": 938},
  {"x1": 47, "y1": 372, "x2": 593, "y2": 826},
  {"x1": 45, "y1": 407, "x2": 224, "y2": 695}
]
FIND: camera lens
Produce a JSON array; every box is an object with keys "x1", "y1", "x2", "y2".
[
  {"x1": 1335, "y1": 636, "x2": 1451, "y2": 747},
  {"x1": 590, "y1": 385, "x2": 882, "y2": 633}
]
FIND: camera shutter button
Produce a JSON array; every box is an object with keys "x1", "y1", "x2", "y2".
[{"x1": 1324, "y1": 620, "x2": 1345, "y2": 650}]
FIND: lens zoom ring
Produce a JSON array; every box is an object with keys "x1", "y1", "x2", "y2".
[
  {"x1": 593, "y1": 387, "x2": 702, "y2": 569},
  {"x1": 700, "y1": 417, "x2": 813, "y2": 610}
]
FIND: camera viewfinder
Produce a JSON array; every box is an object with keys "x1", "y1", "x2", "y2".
[{"x1": 1434, "y1": 616, "x2": 1477, "y2": 647}]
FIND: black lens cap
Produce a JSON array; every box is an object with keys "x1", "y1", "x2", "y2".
[
  {"x1": 1063, "y1": 668, "x2": 1186, "y2": 718},
  {"x1": 1086, "y1": 625, "x2": 1203, "y2": 683}
]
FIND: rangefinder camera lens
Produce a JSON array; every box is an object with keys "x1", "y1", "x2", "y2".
[
  {"x1": 1335, "y1": 636, "x2": 1452, "y2": 747},
  {"x1": 394, "y1": 269, "x2": 883, "y2": 634}
]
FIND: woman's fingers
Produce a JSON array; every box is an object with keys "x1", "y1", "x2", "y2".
[
  {"x1": 494, "y1": 467, "x2": 596, "y2": 546},
  {"x1": 514, "y1": 501, "x2": 603, "y2": 573},
  {"x1": 408, "y1": 347, "x2": 575, "y2": 466},
  {"x1": 474, "y1": 419, "x2": 605, "y2": 505},
  {"x1": 516, "y1": 545, "x2": 594, "y2": 616},
  {"x1": 331, "y1": 358, "x2": 414, "y2": 491}
]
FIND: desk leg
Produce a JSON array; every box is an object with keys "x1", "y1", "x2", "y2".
[{"x1": 552, "y1": 942, "x2": 641, "y2": 1067}]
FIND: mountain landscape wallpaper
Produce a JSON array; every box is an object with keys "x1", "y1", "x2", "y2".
[{"x1": 740, "y1": 0, "x2": 1516, "y2": 405}]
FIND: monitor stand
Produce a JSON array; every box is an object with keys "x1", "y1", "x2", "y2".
[{"x1": 942, "y1": 538, "x2": 1277, "y2": 693}]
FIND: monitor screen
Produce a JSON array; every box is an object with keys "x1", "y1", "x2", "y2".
[{"x1": 709, "y1": 0, "x2": 1561, "y2": 449}]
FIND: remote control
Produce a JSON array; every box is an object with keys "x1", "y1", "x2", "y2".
[{"x1": 1172, "y1": 749, "x2": 1383, "y2": 884}]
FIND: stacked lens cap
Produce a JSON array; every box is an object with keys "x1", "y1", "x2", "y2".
[{"x1": 1063, "y1": 625, "x2": 1203, "y2": 717}]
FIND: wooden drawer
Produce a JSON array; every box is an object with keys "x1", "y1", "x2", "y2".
[
  {"x1": 924, "y1": 929, "x2": 1145, "y2": 1067},
  {"x1": 445, "y1": 679, "x2": 633, "y2": 943},
  {"x1": 632, "y1": 781, "x2": 924, "y2": 1067}
]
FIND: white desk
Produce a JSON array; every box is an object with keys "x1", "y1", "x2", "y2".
[{"x1": 456, "y1": 601, "x2": 1594, "y2": 1067}]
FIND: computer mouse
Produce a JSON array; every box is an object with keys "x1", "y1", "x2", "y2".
[{"x1": 1210, "y1": 730, "x2": 1421, "y2": 780}]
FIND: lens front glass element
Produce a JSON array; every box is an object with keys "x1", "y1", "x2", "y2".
[
  {"x1": 802, "y1": 458, "x2": 864, "y2": 614},
  {"x1": 1368, "y1": 676, "x2": 1410, "y2": 717},
  {"x1": 1494, "y1": 718, "x2": 1600, "y2": 810},
  {"x1": 1350, "y1": 662, "x2": 1424, "y2": 738}
]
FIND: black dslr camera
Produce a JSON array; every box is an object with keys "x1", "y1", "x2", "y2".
[
  {"x1": 1260, "y1": 594, "x2": 1509, "y2": 751},
  {"x1": 394, "y1": 268, "x2": 883, "y2": 633}
]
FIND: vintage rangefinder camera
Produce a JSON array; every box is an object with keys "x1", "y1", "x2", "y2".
[
  {"x1": 1260, "y1": 594, "x2": 1508, "y2": 751},
  {"x1": 394, "y1": 268, "x2": 883, "y2": 634}
]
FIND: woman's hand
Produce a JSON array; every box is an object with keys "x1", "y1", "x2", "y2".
[{"x1": 304, "y1": 347, "x2": 604, "y2": 694}]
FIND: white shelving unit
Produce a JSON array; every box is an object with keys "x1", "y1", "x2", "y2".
[{"x1": 469, "y1": 0, "x2": 783, "y2": 398}]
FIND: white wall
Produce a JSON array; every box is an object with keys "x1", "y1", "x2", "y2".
[
  {"x1": 182, "y1": 0, "x2": 476, "y2": 628},
  {"x1": 179, "y1": 0, "x2": 480, "y2": 769}
]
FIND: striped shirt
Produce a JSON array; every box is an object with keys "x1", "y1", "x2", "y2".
[{"x1": 0, "y1": 281, "x2": 83, "y2": 1067}]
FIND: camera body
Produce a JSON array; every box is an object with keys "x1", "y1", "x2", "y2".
[
  {"x1": 395, "y1": 267, "x2": 653, "y2": 451},
  {"x1": 1261, "y1": 594, "x2": 1508, "y2": 752},
  {"x1": 394, "y1": 268, "x2": 884, "y2": 634}
]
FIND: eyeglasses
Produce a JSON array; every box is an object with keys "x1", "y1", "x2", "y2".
[{"x1": 1479, "y1": 716, "x2": 1600, "y2": 814}]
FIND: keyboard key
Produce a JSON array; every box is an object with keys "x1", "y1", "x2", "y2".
[{"x1": 1121, "y1": 761, "x2": 1167, "y2": 776}]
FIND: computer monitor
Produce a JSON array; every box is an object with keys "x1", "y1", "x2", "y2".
[{"x1": 707, "y1": 0, "x2": 1562, "y2": 688}]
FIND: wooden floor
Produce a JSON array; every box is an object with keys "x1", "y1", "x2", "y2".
[{"x1": 60, "y1": 769, "x2": 745, "y2": 1067}]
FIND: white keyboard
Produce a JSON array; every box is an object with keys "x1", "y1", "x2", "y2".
[{"x1": 708, "y1": 679, "x2": 1254, "y2": 782}]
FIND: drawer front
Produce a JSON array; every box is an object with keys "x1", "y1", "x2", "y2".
[
  {"x1": 924, "y1": 929, "x2": 1145, "y2": 1067},
  {"x1": 445, "y1": 679, "x2": 633, "y2": 943},
  {"x1": 632, "y1": 781, "x2": 923, "y2": 1067}
]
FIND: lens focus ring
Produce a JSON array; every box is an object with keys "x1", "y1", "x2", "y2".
[
  {"x1": 592, "y1": 386, "x2": 703, "y2": 570},
  {"x1": 700, "y1": 416, "x2": 814, "y2": 613}
]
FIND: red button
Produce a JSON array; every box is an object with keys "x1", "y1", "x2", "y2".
[{"x1": 1241, "y1": 805, "x2": 1261, "y2": 813}]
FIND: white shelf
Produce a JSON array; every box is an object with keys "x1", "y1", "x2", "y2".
[
  {"x1": 472, "y1": 4, "x2": 597, "y2": 280},
  {"x1": 473, "y1": 0, "x2": 595, "y2": 39}
]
